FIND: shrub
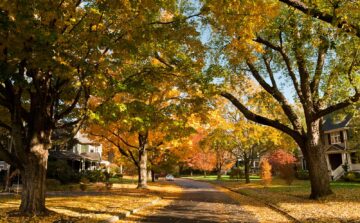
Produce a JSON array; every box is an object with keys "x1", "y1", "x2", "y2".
[
  {"x1": 260, "y1": 158, "x2": 272, "y2": 186},
  {"x1": 279, "y1": 164, "x2": 295, "y2": 185},
  {"x1": 343, "y1": 172, "x2": 360, "y2": 182},
  {"x1": 229, "y1": 167, "x2": 244, "y2": 179},
  {"x1": 268, "y1": 149, "x2": 297, "y2": 175},
  {"x1": 47, "y1": 160, "x2": 80, "y2": 184},
  {"x1": 296, "y1": 170, "x2": 310, "y2": 180},
  {"x1": 81, "y1": 170, "x2": 106, "y2": 183}
]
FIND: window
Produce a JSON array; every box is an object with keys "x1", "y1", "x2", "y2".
[
  {"x1": 80, "y1": 145, "x2": 88, "y2": 153},
  {"x1": 331, "y1": 132, "x2": 341, "y2": 144},
  {"x1": 351, "y1": 152, "x2": 360, "y2": 164}
]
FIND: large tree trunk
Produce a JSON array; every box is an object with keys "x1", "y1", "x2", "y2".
[
  {"x1": 11, "y1": 97, "x2": 52, "y2": 215},
  {"x1": 303, "y1": 121, "x2": 332, "y2": 199},
  {"x1": 137, "y1": 149, "x2": 147, "y2": 188},
  {"x1": 137, "y1": 133, "x2": 148, "y2": 189},
  {"x1": 19, "y1": 144, "x2": 49, "y2": 215}
]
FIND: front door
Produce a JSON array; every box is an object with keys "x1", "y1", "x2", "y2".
[{"x1": 328, "y1": 153, "x2": 343, "y2": 170}]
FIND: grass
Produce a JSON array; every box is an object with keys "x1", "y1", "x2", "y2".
[
  {"x1": 0, "y1": 180, "x2": 181, "y2": 223},
  {"x1": 200, "y1": 176, "x2": 360, "y2": 223}
]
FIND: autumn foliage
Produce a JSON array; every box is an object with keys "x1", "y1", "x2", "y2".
[
  {"x1": 268, "y1": 150, "x2": 297, "y2": 185},
  {"x1": 260, "y1": 158, "x2": 272, "y2": 186}
]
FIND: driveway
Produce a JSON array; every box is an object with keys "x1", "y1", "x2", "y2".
[{"x1": 126, "y1": 178, "x2": 258, "y2": 223}]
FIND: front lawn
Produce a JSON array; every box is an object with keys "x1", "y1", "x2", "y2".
[
  {"x1": 208, "y1": 177, "x2": 360, "y2": 223},
  {"x1": 0, "y1": 181, "x2": 181, "y2": 223}
]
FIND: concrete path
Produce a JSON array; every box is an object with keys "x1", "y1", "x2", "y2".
[{"x1": 126, "y1": 178, "x2": 258, "y2": 223}]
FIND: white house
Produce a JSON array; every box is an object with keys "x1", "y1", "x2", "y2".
[
  {"x1": 49, "y1": 131, "x2": 104, "y2": 172},
  {"x1": 300, "y1": 114, "x2": 360, "y2": 180}
]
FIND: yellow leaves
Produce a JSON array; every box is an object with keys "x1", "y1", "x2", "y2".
[
  {"x1": 91, "y1": 23, "x2": 105, "y2": 32},
  {"x1": 206, "y1": 0, "x2": 280, "y2": 61},
  {"x1": 160, "y1": 10, "x2": 174, "y2": 23}
]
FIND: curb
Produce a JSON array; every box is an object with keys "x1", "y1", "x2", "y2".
[
  {"x1": 220, "y1": 185, "x2": 301, "y2": 223},
  {"x1": 100, "y1": 197, "x2": 162, "y2": 223}
]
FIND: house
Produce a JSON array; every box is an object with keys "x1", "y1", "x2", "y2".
[
  {"x1": 300, "y1": 114, "x2": 360, "y2": 180},
  {"x1": 49, "y1": 131, "x2": 104, "y2": 172},
  {"x1": 0, "y1": 161, "x2": 9, "y2": 172}
]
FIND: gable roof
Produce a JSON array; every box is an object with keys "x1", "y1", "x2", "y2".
[
  {"x1": 321, "y1": 114, "x2": 352, "y2": 132},
  {"x1": 75, "y1": 132, "x2": 100, "y2": 146},
  {"x1": 326, "y1": 144, "x2": 346, "y2": 152}
]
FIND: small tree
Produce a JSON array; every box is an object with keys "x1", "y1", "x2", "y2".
[
  {"x1": 260, "y1": 158, "x2": 272, "y2": 186},
  {"x1": 268, "y1": 149, "x2": 296, "y2": 185}
]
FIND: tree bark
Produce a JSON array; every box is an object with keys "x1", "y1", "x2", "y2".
[
  {"x1": 19, "y1": 145, "x2": 49, "y2": 215},
  {"x1": 302, "y1": 120, "x2": 332, "y2": 199},
  {"x1": 244, "y1": 156, "x2": 250, "y2": 184},
  {"x1": 137, "y1": 132, "x2": 148, "y2": 189},
  {"x1": 217, "y1": 169, "x2": 221, "y2": 180},
  {"x1": 137, "y1": 149, "x2": 147, "y2": 188},
  {"x1": 151, "y1": 170, "x2": 155, "y2": 182}
]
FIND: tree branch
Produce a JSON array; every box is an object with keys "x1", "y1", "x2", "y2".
[
  {"x1": 110, "y1": 130, "x2": 138, "y2": 149},
  {"x1": 55, "y1": 87, "x2": 82, "y2": 120},
  {"x1": 246, "y1": 61, "x2": 303, "y2": 133},
  {"x1": 255, "y1": 37, "x2": 304, "y2": 102},
  {"x1": 311, "y1": 41, "x2": 328, "y2": 99},
  {"x1": 279, "y1": 0, "x2": 360, "y2": 38},
  {"x1": 220, "y1": 92, "x2": 303, "y2": 145},
  {"x1": 149, "y1": 13, "x2": 201, "y2": 25},
  {"x1": 314, "y1": 92, "x2": 360, "y2": 120}
]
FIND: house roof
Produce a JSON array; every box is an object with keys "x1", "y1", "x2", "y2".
[
  {"x1": 326, "y1": 144, "x2": 346, "y2": 152},
  {"x1": 49, "y1": 150, "x2": 100, "y2": 162},
  {"x1": 75, "y1": 132, "x2": 100, "y2": 146},
  {"x1": 321, "y1": 114, "x2": 352, "y2": 132},
  {"x1": 81, "y1": 152, "x2": 101, "y2": 161}
]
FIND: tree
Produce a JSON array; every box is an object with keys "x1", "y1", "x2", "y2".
[
  {"x1": 0, "y1": 1, "x2": 106, "y2": 214},
  {"x1": 268, "y1": 149, "x2": 297, "y2": 185},
  {"x1": 221, "y1": 86, "x2": 297, "y2": 183},
  {"x1": 204, "y1": 1, "x2": 360, "y2": 198},
  {"x1": 278, "y1": 0, "x2": 360, "y2": 38},
  {"x1": 200, "y1": 128, "x2": 235, "y2": 179},
  {"x1": 260, "y1": 158, "x2": 272, "y2": 186},
  {"x1": 178, "y1": 129, "x2": 217, "y2": 176},
  {"x1": 0, "y1": 0, "x2": 203, "y2": 214}
]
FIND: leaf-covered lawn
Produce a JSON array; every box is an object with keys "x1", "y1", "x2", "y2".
[
  {"x1": 0, "y1": 181, "x2": 181, "y2": 223},
  {"x1": 212, "y1": 178, "x2": 360, "y2": 223}
]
